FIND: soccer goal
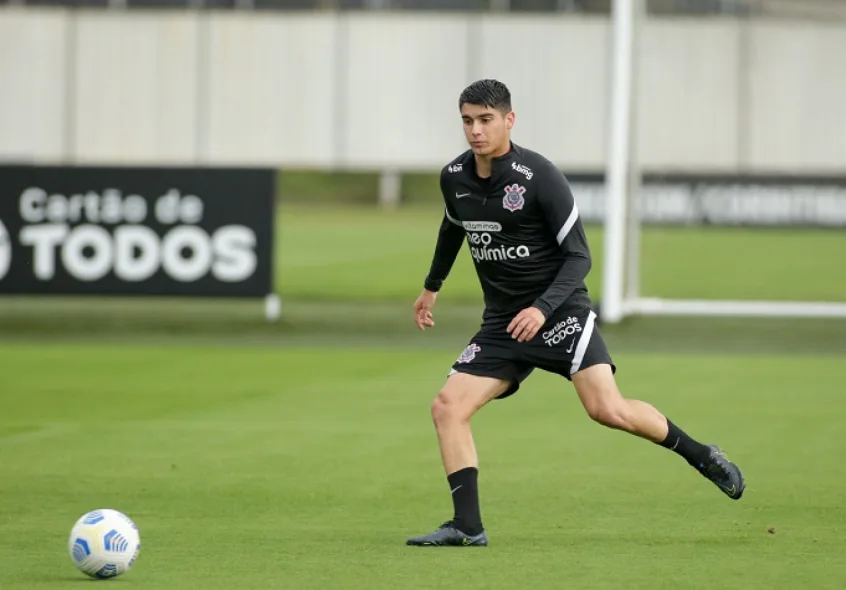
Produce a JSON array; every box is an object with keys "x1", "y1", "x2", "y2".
[{"x1": 599, "y1": 0, "x2": 846, "y2": 324}]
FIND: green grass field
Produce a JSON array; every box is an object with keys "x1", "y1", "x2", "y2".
[
  {"x1": 1, "y1": 345, "x2": 845, "y2": 589},
  {"x1": 276, "y1": 204, "x2": 846, "y2": 304},
  {"x1": 1, "y1": 203, "x2": 845, "y2": 588}
]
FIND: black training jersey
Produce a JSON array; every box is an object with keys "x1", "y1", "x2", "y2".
[{"x1": 424, "y1": 142, "x2": 593, "y2": 324}]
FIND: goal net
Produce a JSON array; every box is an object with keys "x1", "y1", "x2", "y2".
[{"x1": 599, "y1": 0, "x2": 846, "y2": 323}]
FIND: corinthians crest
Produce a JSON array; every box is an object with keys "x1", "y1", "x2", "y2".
[
  {"x1": 456, "y1": 343, "x2": 481, "y2": 364},
  {"x1": 502, "y1": 184, "x2": 526, "y2": 212}
]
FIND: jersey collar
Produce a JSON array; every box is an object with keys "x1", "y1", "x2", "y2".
[
  {"x1": 490, "y1": 142, "x2": 521, "y2": 177},
  {"x1": 466, "y1": 141, "x2": 522, "y2": 181}
]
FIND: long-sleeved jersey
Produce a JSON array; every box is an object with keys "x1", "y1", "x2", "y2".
[{"x1": 424, "y1": 142, "x2": 593, "y2": 324}]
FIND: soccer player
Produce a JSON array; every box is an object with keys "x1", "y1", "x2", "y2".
[{"x1": 406, "y1": 79, "x2": 745, "y2": 547}]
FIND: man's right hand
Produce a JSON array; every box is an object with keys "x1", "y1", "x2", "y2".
[{"x1": 413, "y1": 289, "x2": 438, "y2": 331}]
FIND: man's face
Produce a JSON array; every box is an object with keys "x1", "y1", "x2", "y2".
[{"x1": 460, "y1": 103, "x2": 514, "y2": 156}]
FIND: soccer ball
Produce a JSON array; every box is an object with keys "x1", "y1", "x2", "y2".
[{"x1": 68, "y1": 509, "x2": 141, "y2": 579}]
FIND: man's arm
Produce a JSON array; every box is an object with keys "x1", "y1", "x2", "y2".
[
  {"x1": 424, "y1": 204, "x2": 465, "y2": 292},
  {"x1": 531, "y1": 165, "x2": 592, "y2": 319}
]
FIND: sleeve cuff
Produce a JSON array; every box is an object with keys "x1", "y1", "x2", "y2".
[
  {"x1": 531, "y1": 299, "x2": 553, "y2": 320},
  {"x1": 424, "y1": 277, "x2": 444, "y2": 292}
]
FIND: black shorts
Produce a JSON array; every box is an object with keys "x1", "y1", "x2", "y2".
[{"x1": 448, "y1": 306, "x2": 615, "y2": 399}]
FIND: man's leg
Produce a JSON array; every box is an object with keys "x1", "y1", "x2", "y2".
[
  {"x1": 570, "y1": 363, "x2": 745, "y2": 499},
  {"x1": 406, "y1": 372, "x2": 512, "y2": 547}
]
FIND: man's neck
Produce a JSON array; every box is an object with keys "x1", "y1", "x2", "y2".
[
  {"x1": 474, "y1": 155, "x2": 493, "y2": 179},
  {"x1": 474, "y1": 141, "x2": 510, "y2": 179}
]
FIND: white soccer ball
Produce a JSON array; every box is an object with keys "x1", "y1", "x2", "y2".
[{"x1": 68, "y1": 509, "x2": 141, "y2": 579}]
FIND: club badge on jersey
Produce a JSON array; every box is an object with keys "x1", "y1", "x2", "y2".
[{"x1": 502, "y1": 184, "x2": 526, "y2": 212}]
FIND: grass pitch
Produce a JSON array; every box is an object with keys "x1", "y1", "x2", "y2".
[
  {"x1": 276, "y1": 203, "x2": 846, "y2": 304},
  {"x1": 1, "y1": 203, "x2": 845, "y2": 588},
  {"x1": 1, "y1": 344, "x2": 845, "y2": 589}
]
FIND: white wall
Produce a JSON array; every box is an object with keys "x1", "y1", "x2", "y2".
[
  {"x1": 746, "y1": 20, "x2": 846, "y2": 172},
  {"x1": 637, "y1": 19, "x2": 742, "y2": 171},
  {"x1": 0, "y1": 7, "x2": 844, "y2": 173},
  {"x1": 71, "y1": 11, "x2": 199, "y2": 164},
  {"x1": 204, "y1": 12, "x2": 338, "y2": 166},
  {"x1": 0, "y1": 9, "x2": 68, "y2": 162}
]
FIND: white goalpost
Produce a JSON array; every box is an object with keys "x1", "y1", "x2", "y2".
[
  {"x1": 600, "y1": 0, "x2": 846, "y2": 324},
  {"x1": 601, "y1": 0, "x2": 637, "y2": 325}
]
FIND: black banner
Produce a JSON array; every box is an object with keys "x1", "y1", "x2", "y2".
[
  {"x1": 563, "y1": 173, "x2": 846, "y2": 227},
  {"x1": 0, "y1": 165, "x2": 275, "y2": 296}
]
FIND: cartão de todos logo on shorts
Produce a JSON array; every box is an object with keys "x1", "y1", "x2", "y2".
[
  {"x1": 542, "y1": 316, "x2": 582, "y2": 348},
  {"x1": 456, "y1": 343, "x2": 481, "y2": 364},
  {"x1": 502, "y1": 184, "x2": 526, "y2": 212}
]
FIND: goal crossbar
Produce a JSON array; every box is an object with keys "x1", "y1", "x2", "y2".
[{"x1": 622, "y1": 298, "x2": 846, "y2": 319}]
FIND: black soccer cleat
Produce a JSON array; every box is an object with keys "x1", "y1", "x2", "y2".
[
  {"x1": 406, "y1": 521, "x2": 489, "y2": 547},
  {"x1": 697, "y1": 445, "x2": 745, "y2": 500}
]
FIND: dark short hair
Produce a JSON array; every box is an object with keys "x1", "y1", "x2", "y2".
[{"x1": 459, "y1": 79, "x2": 512, "y2": 114}]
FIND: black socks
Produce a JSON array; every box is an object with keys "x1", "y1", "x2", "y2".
[
  {"x1": 659, "y1": 419, "x2": 712, "y2": 468},
  {"x1": 447, "y1": 467, "x2": 483, "y2": 536}
]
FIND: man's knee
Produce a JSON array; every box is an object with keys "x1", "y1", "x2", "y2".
[
  {"x1": 573, "y1": 365, "x2": 631, "y2": 430},
  {"x1": 432, "y1": 387, "x2": 478, "y2": 427},
  {"x1": 430, "y1": 373, "x2": 509, "y2": 426},
  {"x1": 584, "y1": 400, "x2": 631, "y2": 430},
  {"x1": 431, "y1": 389, "x2": 461, "y2": 426}
]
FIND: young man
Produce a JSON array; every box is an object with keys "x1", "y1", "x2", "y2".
[{"x1": 406, "y1": 79, "x2": 745, "y2": 547}]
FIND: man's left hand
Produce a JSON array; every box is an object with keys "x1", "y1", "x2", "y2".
[{"x1": 507, "y1": 307, "x2": 546, "y2": 343}]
